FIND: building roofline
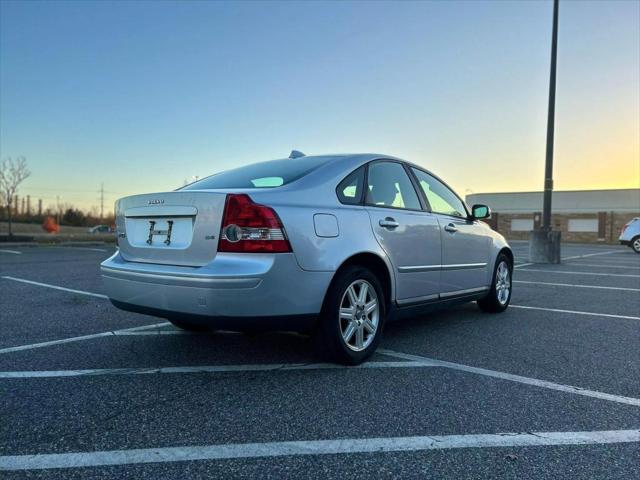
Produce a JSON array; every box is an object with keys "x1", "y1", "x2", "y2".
[{"x1": 467, "y1": 188, "x2": 640, "y2": 196}]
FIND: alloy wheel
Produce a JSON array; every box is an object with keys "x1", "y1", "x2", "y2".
[
  {"x1": 496, "y1": 261, "x2": 511, "y2": 305},
  {"x1": 339, "y1": 280, "x2": 379, "y2": 352}
]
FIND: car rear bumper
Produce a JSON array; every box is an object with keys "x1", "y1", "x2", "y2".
[
  {"x1": 100, "y1": 252, "x2": 332, "y2": 326},
  {"x1": 620, "y1": 240, "x2": 630, "y2": 246}
]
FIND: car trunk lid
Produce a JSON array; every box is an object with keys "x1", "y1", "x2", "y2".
[{"x1": 115, "y1": 191, "x2": 227, "y2": 267}]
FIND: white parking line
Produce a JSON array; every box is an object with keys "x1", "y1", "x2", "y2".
[
  {"x1": 510, "y1": 304, "x2": 640, "y2": 320},
  {"x1": 4, "y1": 349, "x2": 636, "y2": 407},
  {"x1": 517, "y1": 269, "x2": 640, "y2": 278},
  {"x1": 0, "y1": 361, "x2": 427, "y2": 379},
  {"x1": 513, "y1": 280, "x2": 640, "y2": 292},
  {"x1": 0, "y1": 323, "x2": 171, "y2": 354},
  {"x1": 563, "y1": 263, "x2": 640, "y2": 270},
  {"x1": 380, "y1": 349, "x2": 640, "y2": 406},
  {"x1": 568, "y1": 261, "x2": 640, "y2": 268},
  {"x1": 114, "y1": 330, "x2": 196, "y2": 336},
  {"x1": 1, "y1": 429, "x2": 637, "y2": 471},
  {"x1": 115, "y1": 330, "x2": 243, "y2": 336},
  {"x1": 568, "y1": 255, "x2": 638, "y2": 261},
  {"x1": 512, "y1": 250, "x2": 626, "y2": 267},
  {"x1": 1, "y1": 276, "x2": 109, "y2": 299},
  {"x1": 562, "y1": 251, "x2": 621, "y2": 260},
  {"x1": 59, "y1": 246, "x2": 110, "y2": 253},
  {"x1": 0, "y1": 249, "x2": 21, "y2": 254}
]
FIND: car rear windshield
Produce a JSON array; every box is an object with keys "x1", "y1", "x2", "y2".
[{"x1": 181, "y1": 157, "x2": 329, "y2": 190}]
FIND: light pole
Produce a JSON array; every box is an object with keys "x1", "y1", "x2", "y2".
[
  {"x1": 530, "y1": 0, "x2": 562, "y2": 263},
  {"x1": 542, "y1": 0, "x2": 559, "y2": 230}
]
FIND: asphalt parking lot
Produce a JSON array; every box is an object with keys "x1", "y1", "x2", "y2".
[{"x1": 1, "y1": 241, "x2": 639, "y2": 479}]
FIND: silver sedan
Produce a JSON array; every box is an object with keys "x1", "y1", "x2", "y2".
[{"x1": 101, "y1": 152, "x2": 513, "y2": 364}]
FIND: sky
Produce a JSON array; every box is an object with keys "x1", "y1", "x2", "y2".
[{"x1": 1, "y1": 0, "x2": 638, "y2": 212}]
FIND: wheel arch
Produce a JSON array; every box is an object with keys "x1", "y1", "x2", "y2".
[
  {"x1": 324, "y1": 252, "x2": 394, "y2": 312},
  {"x1": 498, "y1": 247, "x2": 514, "y2": 268}
]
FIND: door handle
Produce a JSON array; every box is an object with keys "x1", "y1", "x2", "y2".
[
  {"x1": 379, "y1": 217, "x2": 399, "y2": 229},
  {"x1": 444, "y1": 223, "x2": 458, "y2": 233}
]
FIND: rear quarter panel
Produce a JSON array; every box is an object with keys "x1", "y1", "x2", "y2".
[
  {"x1": 249, "y1": 181, "x2": 396, "y2": 300},
  {"x1": 275, "y1": 204, "x2": 390, "y2": 272}
]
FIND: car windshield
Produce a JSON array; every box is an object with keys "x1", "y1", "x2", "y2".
[{"x1": 181, "y1": 157, "x2": 330, "y2": 190}]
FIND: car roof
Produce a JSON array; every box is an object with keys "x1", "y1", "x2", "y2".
[
  {"x1": 280, "y1": 153, "x2": 397, "y2": 166},
  {"x1": 288, "y1": 153, "x2": 405, "y2": 171}
]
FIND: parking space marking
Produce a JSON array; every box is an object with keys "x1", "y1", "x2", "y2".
[
  {"x1": 571, "y1": 254, "x2": 639, "y2": 260},
  {"x1": 114, "y1": 330, "x2": 197, "y2": 336},
  {"x1": 510, "y1": 250, "x2": 629, "y2": 267},
  {"x1": 513, "y1": 280, "x2": 640, "y2": 292},
  {"x1": 510, "y1": 305, "x2": 640, "y2": 321},
  {"x1": 0, "y1": 322, "x2": 171, "y2": 354},
  {"x1": 0, "y1": 249, "x2": 21, "y2": 254},
  {"x1": 380, "y1": 349, "x2": 640, "y2": 406},
  {"x1": 517, "y1": 269, "x2": 640, "y2": 278},
  {"x1": 562, "y1": 251, "x2": 621, "y2": 260},
  {"x1": 1, "y1": 429, "x2": 637, "y2": 471},
  {"x1": 567, "y1": 261, "x2": 640, "y2": 268},
  {"x1": 0, "y1": 361, "x2": 429, "y2": 379},
  {"x1": 572, "y1": 260, "x2": 640, "y2": 267},
  {"x1": 58, "y1": 246, "x2": 110, "y2": 253},
  {"x1": 1, "y1": 276, "x2": 109, "y2": 299},
  {"x1": 563, "y1": 263, "x2": 640, "y2": 270},
  {"x1": 114, "y1": 329, "x2": 243, "y2": 336}
]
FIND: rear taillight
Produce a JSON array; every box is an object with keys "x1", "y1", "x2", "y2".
[
  {"x1": 621, "y1": 223, "x2": 629, "y2": 235},
  {"x1": 218, "y1": 194, "x2": 291, "y2": 253}
]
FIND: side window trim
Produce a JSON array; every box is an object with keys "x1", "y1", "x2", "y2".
[
  {"x1": 403, "y1": 163, "x2": 430, "y2": 212},
  {"x1": 409, "y1": 166, "x2": 470, "y2": 219},
  {"x1": 363, "y1": 159, "x2": 426, "y2": 212}
]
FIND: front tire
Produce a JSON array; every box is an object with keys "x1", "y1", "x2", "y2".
[
  {"x1": 477, "y1": 254, "x2": 512, "y2": 313},
  {"x1": 315, "y1": 266, "x2": 386, "y2": 365}
]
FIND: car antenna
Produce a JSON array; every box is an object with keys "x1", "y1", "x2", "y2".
[{"x1": 289, "y1": 150, "x2": 306, "y2": 159}]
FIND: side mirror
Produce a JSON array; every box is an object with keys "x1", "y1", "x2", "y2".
[{"x1": 472, "y1": 204, "x2": 491, "y2": 220}]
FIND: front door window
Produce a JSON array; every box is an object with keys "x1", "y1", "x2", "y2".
[{"x1": 411, "y1": 168, "x2": 467, "y2": 218}]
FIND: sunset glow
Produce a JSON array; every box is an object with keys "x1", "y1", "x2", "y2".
[{"x1": 1, "y1": 0, "x2": 638, "y2": 211}]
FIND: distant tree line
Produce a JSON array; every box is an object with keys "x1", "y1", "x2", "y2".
[{"x1": 0, "y1": 205, "x2": 115, "y2": 228}]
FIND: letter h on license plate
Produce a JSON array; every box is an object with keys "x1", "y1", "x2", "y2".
[{"x1": 146, "y1": 220, "x2": 174, "y2": 245}]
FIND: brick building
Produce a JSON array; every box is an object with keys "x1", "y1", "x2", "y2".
[{"x1": 465, "y1": 189, "x2": 640, "y2": 243}]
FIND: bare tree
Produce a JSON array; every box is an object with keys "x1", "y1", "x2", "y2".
[{"x1": 0, "y1": 157, "x2": 31, "y2": 238}]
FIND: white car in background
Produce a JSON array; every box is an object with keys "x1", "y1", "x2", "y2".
[
  {"x1": 619, "y1": 217, "x2": 640, "y2": 253},
  {"x1": 88, "y1": 225, "x2": 113, "y2": 234}
]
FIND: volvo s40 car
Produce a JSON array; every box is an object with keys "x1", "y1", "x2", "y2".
[{"x1": 101, "y1": 152, "x2": 513, "y2": 364}]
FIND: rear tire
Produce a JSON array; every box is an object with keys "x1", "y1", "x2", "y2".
[
  {"x1": 168, "y1": 318, "x2": 211, "y2": 332},
  {"x1": 314, "y1": 266, "x2": 386, "y2": 365},
  {"x1": 477, "y1": 254, "x2": 512, "y2": 313},
  {"x1": 632, "y1": 236, "x2": 640, "y2": 254}
]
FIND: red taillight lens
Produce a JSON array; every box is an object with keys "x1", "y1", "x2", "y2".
[
  {"x1": 621, "y1": 223, "x2": 629, "y2": 235},
  {"x1": 218, "y1": 194, "x2": 291, "y2": 253}
]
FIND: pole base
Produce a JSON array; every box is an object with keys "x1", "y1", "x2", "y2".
[{"x1": 528, "y1": 229, "x2": 561, "y2": 264}]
